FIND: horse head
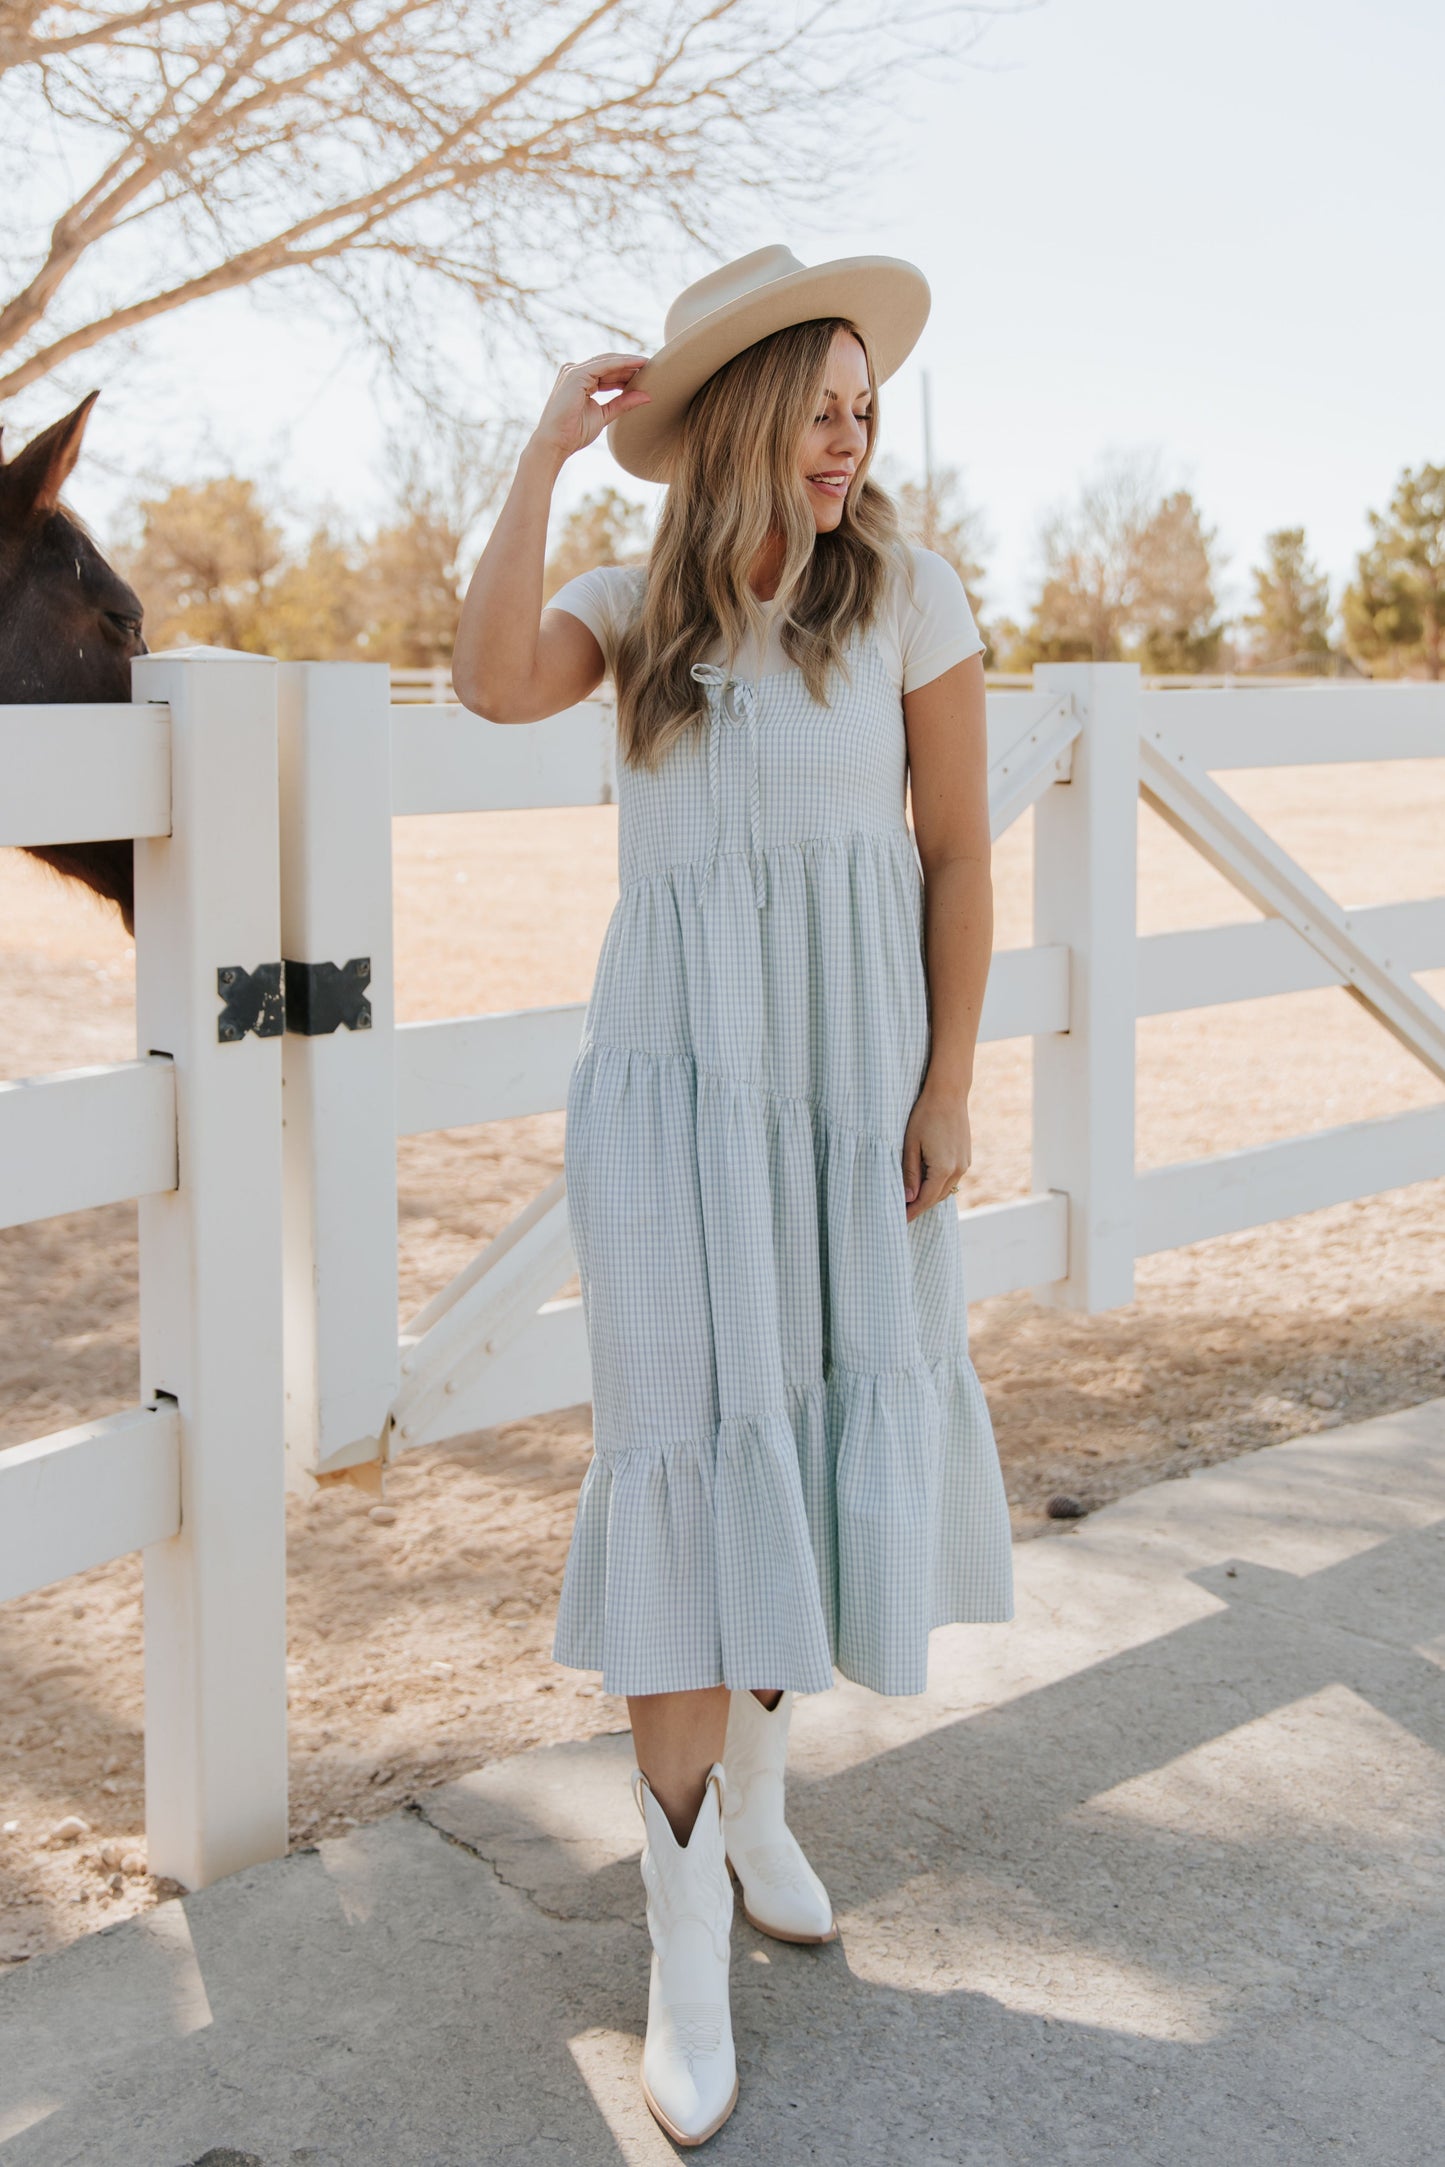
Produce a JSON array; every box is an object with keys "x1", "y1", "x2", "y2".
[{"x1": 1, "y1": 390, "x2": 147, "y2": 934}]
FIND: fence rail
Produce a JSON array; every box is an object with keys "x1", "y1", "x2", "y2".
[
  {"x1": 2, "y1": 648, "x2": 288, "y2": 1897},
  {"x1": 0, "y1": 702, "x2": 172, "y2": 843},
  {"x1": 390, "y1": 664, "x2": 1400, "y2": 705},
  {"x1": 0, "y1": 1059, "x2": 176, "y2": 1226},
  {"x1": 3, "y1": 653, "x2": 1442, "y2": 1896}
]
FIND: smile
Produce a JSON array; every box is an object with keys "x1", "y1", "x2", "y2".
[{"x1": 807, "y1": 473, "x2": 851, "y2": 497}]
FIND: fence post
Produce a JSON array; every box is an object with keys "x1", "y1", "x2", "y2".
[
  {"x1": 132, "y1": 645, "x2": 289, "y2": 1889},
  {"x1": 1030, "y1": 662, "x2": 1140, "y2": 1311},
  {"x1": 276, "y1": 661, "x2": 399, "y2": 1483}
]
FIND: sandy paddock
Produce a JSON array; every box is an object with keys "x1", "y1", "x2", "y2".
[{"x1": 2, "y1": 751, "x2": 1443, "y2": 1969}]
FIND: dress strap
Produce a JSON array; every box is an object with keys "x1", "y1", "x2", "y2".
[{"x1": 690, "y1": 662, "x2": 767, "y2": 910}]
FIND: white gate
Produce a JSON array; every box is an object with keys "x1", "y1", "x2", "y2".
[
  {"x1": 1, "y1": 648, "x2": 290, "y2": 1890},
  {"x1": 274, "y1": 660, "x2": 1445, "y2": 1486},
  {"x1": 4, "y1": 653, "x2": 1443, "y2": 1893}
]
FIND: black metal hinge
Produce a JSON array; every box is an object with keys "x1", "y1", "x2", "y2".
[
  {"x1": 217, "y1": 963, "x2": 284, "y2": 1042},
  {"x1": 284, "y1": 957, "x2": 373, "y2": 1035}
]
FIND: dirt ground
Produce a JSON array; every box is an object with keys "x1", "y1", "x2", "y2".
[{"x1": 3, "y1": 755, "x2": 1443, "y2": 1972}]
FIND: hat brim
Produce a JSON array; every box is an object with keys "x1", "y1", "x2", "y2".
[{"x1": 606, "y1": 254, "x2": 930, "y2": 483}]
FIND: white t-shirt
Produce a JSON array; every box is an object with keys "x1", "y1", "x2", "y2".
[{"x1": 545, "y1": 543, "x2": 984, "y2": 696}]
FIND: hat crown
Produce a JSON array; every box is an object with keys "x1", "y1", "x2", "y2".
[
  {"x1": 662, "y1": 244, "x2": 808, "y2": 345},
  {"x1": 609, "y1": 244, "x2": 930, "y2": 482}
]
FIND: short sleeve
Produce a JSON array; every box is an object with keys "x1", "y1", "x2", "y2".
[
  {"x1": 545, "y1": 563, "x2": 646, "y2": 678},
  {"x1": 897, "y1": 546, "x2": 985, "y2": 694}
]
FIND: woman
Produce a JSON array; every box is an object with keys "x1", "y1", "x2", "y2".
[{"x1": 453, "y1": 244, "x2": 1013, "y2": 2146}]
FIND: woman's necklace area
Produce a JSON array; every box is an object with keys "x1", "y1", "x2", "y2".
[{"x1": 726, "y1": 589, "x2": 783, "y2": 688}]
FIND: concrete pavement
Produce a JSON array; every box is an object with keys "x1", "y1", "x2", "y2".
[{"x1": 3, "y1": 1399, "x2": 1443, "y2": 2166}]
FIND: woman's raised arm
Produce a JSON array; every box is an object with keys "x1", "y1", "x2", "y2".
[{"x1": 452, "y1": 354, "x2": 651, "y2": 723}]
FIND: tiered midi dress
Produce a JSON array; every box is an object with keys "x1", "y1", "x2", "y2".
[{"x1": 549, "y1": 545, "x2": 1014, "y2": 1699}]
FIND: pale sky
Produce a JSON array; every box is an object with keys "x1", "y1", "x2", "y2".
[{"x1": 43, "y1": 0, "x2": 1444, "y2": 628}]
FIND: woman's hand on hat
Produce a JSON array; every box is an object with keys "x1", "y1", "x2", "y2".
[{"x1": 529, "y1": 354, "x2": 652, "y2": 465}]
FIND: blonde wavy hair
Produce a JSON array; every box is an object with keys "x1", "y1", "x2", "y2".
[{"x1": 612, "y1": 315, "x2": 908, "y2": 768}]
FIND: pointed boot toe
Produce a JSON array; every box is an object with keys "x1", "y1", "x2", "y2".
[
  {"x1": 640, "y1": 1989, "x2": 739, "y2": 2148},
  {"x1": 727, "y1": 1832, "x2": 837, "y2": 1944},
  {"x1": 723, "y1": 1689, "x2": 837, "y2": 1945},
  {"x1": 635, "y1": 1762, "x2": 738, "y2": 2146}
]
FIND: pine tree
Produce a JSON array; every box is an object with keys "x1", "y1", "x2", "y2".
[
  {"x1": 1240, "y1": 527, "x2": 1333, "y2": 674},
  {"x1": 1343, "y1": 463, "x2": 1445, "y2": 679},
  {"x1": 1133, "y1": 489, "x2": 1225, "y2": 675}
]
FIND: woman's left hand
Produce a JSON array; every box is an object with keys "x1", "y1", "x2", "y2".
[{"x1": 901, "y1": 1080, "x2": 972, "y2": 1225}]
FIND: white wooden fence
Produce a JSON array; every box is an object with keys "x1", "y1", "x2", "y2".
[
  {"x1": 3, "y1": 652, "x2": 1443, "y2": 1891},
  {"x1": 1, "y1": 649, "x2": 288, "y2": 1893},
  {"x1": 392, "y1": 664, "x2": 1375, "y2": 702},
  {"x1": 390, "y1": 664, "x2": 457, "y2": 704}
]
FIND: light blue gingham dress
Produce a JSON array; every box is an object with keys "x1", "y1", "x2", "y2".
[{"x1": 552, "y1": 566, "x2": 1014, "y2": 1697}]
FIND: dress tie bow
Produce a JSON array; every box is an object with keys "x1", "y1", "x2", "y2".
[{"x1": 690, "y1": 661, "x2": 767, "y2": 910}]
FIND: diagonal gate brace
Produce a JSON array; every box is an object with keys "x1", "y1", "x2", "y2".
[
  {"x1": 1141, "y1": 729, "x2": 1445, "y2": 1086},
  {"x1": 988, "y1": 694, "x2": 1081, "y2": 840},
  {"x1": 388, "y1": 1171, "x2": 576, "y2": 1450}
]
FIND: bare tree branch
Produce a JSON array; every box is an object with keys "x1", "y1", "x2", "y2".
[
  {"x1": 0, "y1": 2, "x2": 197, "y2": 70},
  {"x1": 0, "y1": 0, "x2": 1043, "y2": 403}
]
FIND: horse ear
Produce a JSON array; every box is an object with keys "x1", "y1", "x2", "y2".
[{"x1": 0, "y1": 389, "x2": 101, "y2": 516}]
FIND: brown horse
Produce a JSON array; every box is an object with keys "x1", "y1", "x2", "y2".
[{"x1": 1, "y1": 389, "x2": 147, "y2": 934}]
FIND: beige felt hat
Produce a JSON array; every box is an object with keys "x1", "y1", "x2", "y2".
[{"x1": 607, "y1": 243, "x2": 931, "y2": 483}]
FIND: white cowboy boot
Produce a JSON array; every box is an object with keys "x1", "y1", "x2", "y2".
[
  {"x1": 634, "y1": 1760, "x2": 739, "y2": 2146},
  {"x1": 722, "y1": 1689, "x2": 837, "y2": 1944}
]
